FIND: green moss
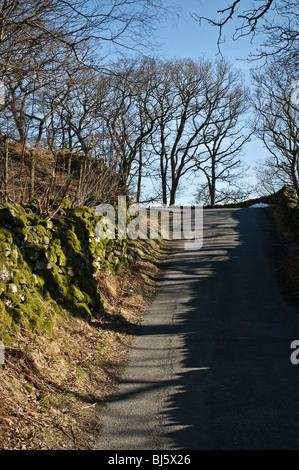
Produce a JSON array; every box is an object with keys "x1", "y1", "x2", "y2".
[
  {"x1": 0, "y1": 199, "x2": 132, "y2": 338},
  {"x1": 46, "y1": 238, "x2": 65, "y2": 265},
  {"x1": 38, "y1": 393, "x2": 50, "y2": 407},
  {"x1": 4, "y1": 290, "x2": 22, "y2": 307},
  {"x1": 0, "y1": 205, "x2": 27, "y2": 228},
  {"x1": 73, "y1": 302, "x2": 92, "y2": 320},
  {"x1": 23, "y1": 382, "x2": 34, "y2": 393},
  {"x1": 0, "y1": 302, "x2": 13, "y2": 343},
  {"x1": 5, "y1": 305, "x2": 23, "y2": 328},
  {"x1": 69, "y1": 284, "x2": 90, "y2": 304},
  {"x1": 278, "y1": 185, "x2": 299, "y2": 233},
  {"x1": 0, "y1": 228, "x2": 13, "y2": 244},
  {"x1": 62, "y1": 229, "x2": 82, "y2": 253}
]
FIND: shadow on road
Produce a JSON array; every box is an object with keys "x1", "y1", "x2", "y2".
[
  {"x1": 98, "y1": 208, "x2": 299, "y2": 450},
  {"x1": 155, "y1": 208, "x2": 299, "y2": 450}
]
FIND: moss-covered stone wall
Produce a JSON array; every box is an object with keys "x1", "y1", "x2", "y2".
[
  {"x1": 278, "y1": 185, "x2": 299, "y2": 231},
  {"x1": 0, "y1": 201, "x2": 129, "y2": 342}
]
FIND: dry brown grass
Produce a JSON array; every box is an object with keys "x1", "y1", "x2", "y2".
[
  {"x1": 0, "y1": 239, "x2": 170, "y2": 450},
  {"x1": 0, "y1": 139, "x2": 123, "y2": 208}
]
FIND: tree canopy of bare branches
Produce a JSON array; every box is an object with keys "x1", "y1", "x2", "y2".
[
  {"x1": 193, "y1": 1, "x2": 299, "y2": 67},
  {"x1": 253, "y1": 62, "x2": 299, "y2": 198},
  {"x1": 194, "y1": 61, "x2": 251, "y2": 206},
  {"x1": 0, "y1": 0, "x2": 168, "y2": 74}
]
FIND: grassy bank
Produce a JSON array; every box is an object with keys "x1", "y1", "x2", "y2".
[{"x1": 0, "y1": 201, "x2": 168, "y2": 449}]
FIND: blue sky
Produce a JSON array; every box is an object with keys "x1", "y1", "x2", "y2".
[
  {"x1": 146, "y1": 0, "x2": 270, "y2": 204},
  {"x1": 158, "y1": 1, "x2": 260, "y2": 62}
]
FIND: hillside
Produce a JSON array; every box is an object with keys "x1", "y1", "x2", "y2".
[
  {"x1": 0, "y1": 137, "x2": 124, "y2": 210},
  {"x1": 0, "y1": 199, "x2": 167, "y2": 449}
]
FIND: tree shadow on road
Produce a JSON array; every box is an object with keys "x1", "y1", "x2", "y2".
[
  {"x1": 154, "y1": 208, "x2": 299, "y2": 450},
  {"x1": 100, "y1": 208, "x2": 299, "y2": 450}
]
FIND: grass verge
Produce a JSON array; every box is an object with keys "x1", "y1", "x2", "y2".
[{"x1": 0, "y1": 238, "x2": 170, "y2": 450}]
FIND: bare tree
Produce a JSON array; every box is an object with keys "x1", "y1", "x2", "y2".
[
  {"x1": 148, "y1": 58, "x2": 250, "y2": 206},
  {"x1": 195, "y1": 61, "x2": 251, "y2": 206},
  {"x1": 150, "y1": 58, "x2": 221, "y2": 205},
  {"x1": 195, "y1": 181, "x2": 254, "y2": 206},
  {"x1": 253, "y1": 62, "x2": 299, "y2": 198},
  {"x1": 99, "y1": 58, "x2": 160, "y2": 193},
  {"x1": 0, "y1": 0, "x2": 169, "y2": 74},
  {"x1": 193, "y1": 1, "x2": 299, "y2": 67}
]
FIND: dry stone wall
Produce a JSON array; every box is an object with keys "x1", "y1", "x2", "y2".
[{"x1": 0, "y1": 201, "x2": 129, "y2": 342}]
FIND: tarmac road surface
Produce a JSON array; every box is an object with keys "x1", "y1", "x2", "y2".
[{"x1": 96, "y1": 208, "x2": 299, "y2": 450}]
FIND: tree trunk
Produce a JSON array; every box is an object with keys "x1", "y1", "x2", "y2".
[
  {"x1": 211, "y1": 155, "x2": 216, "y2": 207},
  {"x1": 136, "y1": 145, "x2": 142, "y2": 202},
  {"x1": 291, "y1": 151, "x2": 299, "y2": 199},
  {"x1": 4, "y1": 134, "x2": 9, "y2": 203},
  {"x1": 66, "y1": 151, "x2": 72, "y2": 194},
  {"x1": 66, "y1": 127, "x2": 73, "y2": 196},
  {"x1": 169, "y1": 178, "x2": 178, "y2": 206},
  {"x1": 29, "y1": 148, "x2": 35, "y2": 203},
  {"x1": 77, "y1": 160, "x2": 84, "y2": 203},
  {"x1": 160, "y1": 152, "x2": 168, "y2": 205}
]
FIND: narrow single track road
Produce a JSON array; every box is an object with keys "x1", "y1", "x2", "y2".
[{"x1": 97, "y1": 208, "x2": 299, "y2": 450}]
